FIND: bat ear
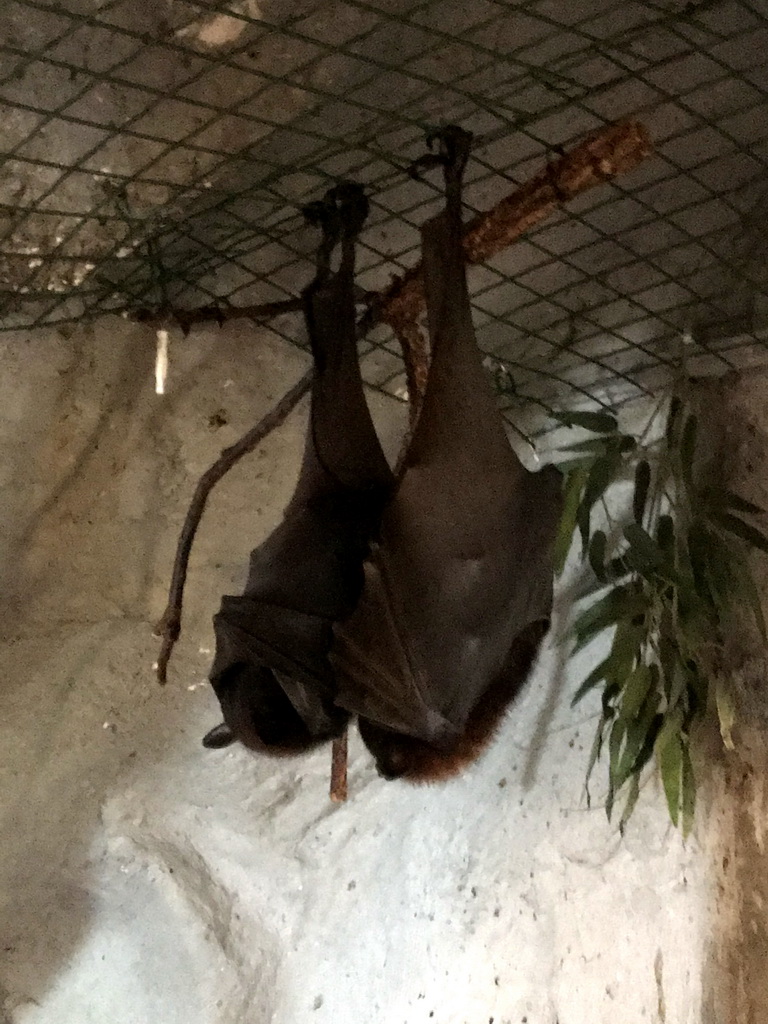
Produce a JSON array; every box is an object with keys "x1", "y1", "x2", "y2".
[{"x1": 202, "y1": 722, "x2": 236, "y2": 748}]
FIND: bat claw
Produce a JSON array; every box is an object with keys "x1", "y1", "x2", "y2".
[
  {"x1": 408, "y1": 125, "x2": 473, "y2": 190},
  {"x1": 433, "y1": 125, "x2": 472, "y2": 183},
  {"x1": 302, "y1": 180, "x2": 369, "y2": 287},
  {"x1": 328, "y1": 181, "x2": 369, "y2": 239}
]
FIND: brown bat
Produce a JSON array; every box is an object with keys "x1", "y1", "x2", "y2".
[
  {"x1": 330, "y1": 127, "x2": 563, "y2": 780},
  {"x1": 202, "y1": 182, "x2": 395, "y2": 753},
  {"x1": 202, "y1": 129, "x2": 562, "y2": 782}
]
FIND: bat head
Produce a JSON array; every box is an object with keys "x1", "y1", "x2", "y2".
[
  {"x1": 358, "y1": 718, "x2": 472, "y2": 783},
  {"x1": 206, "y1": 661, "x2": 348, "y2": 756}
]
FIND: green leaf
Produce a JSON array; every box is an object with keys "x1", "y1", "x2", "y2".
[
  {"x1": 588, "y1": 530, "x2": 607, "y2": 581},
  {"x1": 584, "y1": 712, "x2": 606, "y2": 808},
  {"x1": 715, "y1": 678, "x2": 736, "y2": 751},
  {"x1": 656, "y1": 723, "x2": 684, "y2": 828},
  {"x1": 577, "y1": 451, "x2": 623, "y2": 558},
  {"x1": 619, "y1": 774, "x2": 641, "y2": 835},
  {"x1": 553, "y1": 457, "x2": 600, "y2": 474},
  {"x1": 665, "y1": 395, "x2": 682, "y2": 446},
  {"x1": 681, "y1": 744, "x2": 695, "y2": 838},
  {"x1": 630, "y1": 703, "x2": 663, "y2": 771},
  {"x1": 573, "y1": 585, "x2": 646, "y2": 652},
  {"x1": 633, "y1": 460, "x2": 651, "y2": 525},
  {"x1": 610, "y1": 618, "x2": 645, "y2": 679},
  {"x1": 667, "y1": 658, "x2": 689, "y2": 712},
  {"x1": 686, "y1": 659, "x2": 708, "y2": 715},
  {"x1": 571, "y1": 657, "x2": 612, "y2": 706},
  {"x1": 726, "y1": 542, "x2": 767, "y2": 642},
  {"x1": 559, "y1": 437, "x2": 615, "y2": 455},
  {"x1": 551, "y1": 410, "x2": 618, "y2": 433},
  {"x1": 680, "y1": 414, "x2": 698, "y2": 490},
  {"x1": 617, "y1": 435, "x2": 638, "y2": 454},
  {"x1": 620, "y1": 663, "x2": 653, "y2": 721},
  {"x1": 577, "y1": 501, "x2": 591, "y2": 555},
  {"x1": 655, "y1": 706, "x2": 684, "y2": 754},
  {"x1": 687, "y1": 519, "x2": 716, "y2": 606},
  {"x1": 613, "y1": 718, "x2": 649, "y2": 791},
  {"x1": 606, "y1": 718, "x2": 626, "y2": 820},
  {"x1": 607, "y1": 555, "x2": 631, "y2": 581},
  {"x1": 703, "y1": 530, "x2": 738, "y2": 628},
  {"x1": 623, "y1": 523, "x2": 665, "y2": 576},
  {"x1": 714, "y1": 512, "x2": 768, "y2": 555},
  {"x1": 657, "y1": 515, "x2": 675, "y2": 554},
  {"x1": 703, "y1": 487, "x2": 765, "y2": 519},
  {"x1": 553, "y1": 466, "x2": 589, "y2": 575}
]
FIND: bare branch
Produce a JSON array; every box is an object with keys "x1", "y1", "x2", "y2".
[
  {"x1": 370, "y1": 118, "x2": 652, "y2": 334},
  {"x1": 330, "y1": 731, "x2": 349, "y2": 802},
  {"x1": 154, "y1": 367, "x2": 313, "y2": 683}
]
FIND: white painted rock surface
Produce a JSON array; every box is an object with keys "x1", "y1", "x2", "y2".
[{"x1": 0, "y1": 320, "x2": 706, "y2": 1024}]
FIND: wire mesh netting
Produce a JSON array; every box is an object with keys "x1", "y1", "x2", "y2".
[{"x1": 1, "y1": 0, "x2": 768, "y2": 424}]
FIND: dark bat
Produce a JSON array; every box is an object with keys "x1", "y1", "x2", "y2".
[
  {"x1": 202, "y1": 183, "x2": 394, "y2": 753},
  {"x1": 330, "y1": 127, "x2": 563, "y2": 781}
]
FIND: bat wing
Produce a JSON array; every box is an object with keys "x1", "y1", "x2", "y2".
[{"x1": 332, "y1": 205, "x2": 562, "y2": 743}]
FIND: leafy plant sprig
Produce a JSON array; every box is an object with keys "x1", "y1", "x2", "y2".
[{"x1": 552, "y1": 399, "x2": 768, "y2": 835}]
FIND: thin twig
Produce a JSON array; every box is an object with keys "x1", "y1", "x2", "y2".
[
  {"x1": 330, "y1": 731, "x2": 349, "y2": 802},
  {"x1": 135, "y1": 298, "x2": 303, "y2": 333},
  {"x1": 153, "y1": 367, "x2": 313, "y2": 683}
]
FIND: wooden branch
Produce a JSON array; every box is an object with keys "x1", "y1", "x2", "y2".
[
  {"x1": 330, "y1": 731, "x2": 349, "y2": 802},
  {"x1": 371, "y1": 118, "x2": 652, "y2": 334},
  {"x1": 153, "y1": 367, "x2": 313, "y2": 683},
  {"x1": 135, "y1": 298, "x2": 303, "y2": 333},
  {"x1": 134, "y1": 120, "x2": 651, "y2": 341}
]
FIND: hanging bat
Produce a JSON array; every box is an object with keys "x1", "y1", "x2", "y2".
[
  {"x1": 202, "y1": 128, "x2": 562, "y2": 784},
  {"x1": 202, "y1": 182, "x2": 395, "y2": 753},
  {"x1": 330, "y1": 127, "x2": 563, "y2": 781}
]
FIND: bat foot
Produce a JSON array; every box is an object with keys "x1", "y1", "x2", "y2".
[
  {"x1": 407, "y1": 125, "x2": 473, "y2": 184},
  {"x1": 302, "y1": 180, "x2": 369, "y2": 287},
  {"x1": 328, "y1": 181, "x2": 369, "y2": 239},
  {"x1": 302, "y1": 182, "x2": 369, "y2": 241}
]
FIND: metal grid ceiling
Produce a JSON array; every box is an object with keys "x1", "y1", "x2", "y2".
[{"x1": 1, "y1": 0, "x2": 768, "y2": 418}]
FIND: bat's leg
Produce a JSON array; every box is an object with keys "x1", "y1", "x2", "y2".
[
  {"x1": 242, "y1": 183, "x2": 394, "y2": 615},
  {"x1": 291, "y1": 182, "x2": 392, "y2": 507},
  {"x1": 400, "y1": 128, "x2": 527, "y2": 494}
]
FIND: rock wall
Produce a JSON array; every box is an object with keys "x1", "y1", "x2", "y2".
[{"x1": 1, "y1": 319, "x2": 707, "y2": 1023}]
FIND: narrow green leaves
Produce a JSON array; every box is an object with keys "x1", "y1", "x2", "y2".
[
  {"x1": 551, "y1": 410, "x2": 618, "y2": 433},
  {"x1": 656, "y1": 712, "x2": 684, "y2": 828},
  {"x1": 703, "y1": 487, "x2": 765, "y2": 519},
  {"x1": 545, "y1": 392, "x2": 768, "y2": 837},
  {"x1": 714, "y1": 512, "x2": 768, "y2": 555},
  {"x1": 588, "y1": 530, "x2": 607, "y2": 581},
  {"x1": 553, "y1": 466, "x2": 588, "y2": 575},
  {"x1": 680, "y1": 414, "x2": 698, "y2": 490},
  {"x1": 633, "y1": 460, "x2": 651, "y2": 525},
  {"x1": 573, "y1": 584, "x2": 646, "y2": 652}
]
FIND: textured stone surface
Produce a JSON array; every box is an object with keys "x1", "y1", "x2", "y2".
[{"x1": 0, "y1": 319, "x2": 708, "y2": 1024}]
